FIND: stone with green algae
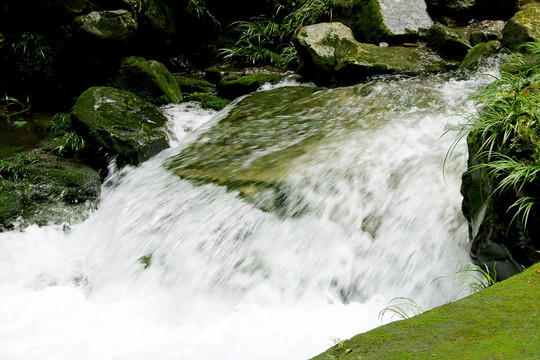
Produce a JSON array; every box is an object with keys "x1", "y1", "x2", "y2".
[
  {"x1": 115, "y1": 56, "x2": 183, "y2": 105},
  {"x1": 502, "y1": 2, "x2": 540, "y2": 51},
  {"x1": 295, "y1": 22, "x2": 452, "y2": 81},
  {"x1": 71, "y1": 86, "x2": 169, "y2": 169},
  {"x1": 217, "y1": 73, "x2": 284, "y2": 99},
  {"x1": 459, "y1": 40, "x2": 502, "y2": 71}
]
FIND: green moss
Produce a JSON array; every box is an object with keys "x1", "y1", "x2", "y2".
[
  {"x1": 502, "y1": 3, "x2": 540, "y2": 51},
  {"x1": 185, "y1": 93, "x2": 230, "y2": 110},
  {"x1": 115, "y1": 56, "x2": 182, "y2": 105},
  {"x1": 71, "y1": 86, "x2": 169, "y2": 168},
  {"x1": 312, "y1": 263, "x2": 540, "y2": 360},
  {"x1": 218, "y1": 73, "x2": 284, "y2": 99},
  {"x1": 356, "y1": 0, "x2": 392, "y2": 43},
  {"x1": 174, "y1": 75, "x2": 216, "y2": 94},
  {"x1": 459, "y1": 40, "x2": 502, "y2": 71}
]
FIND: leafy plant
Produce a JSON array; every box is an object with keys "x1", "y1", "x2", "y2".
[
  {"x1": 219, "y1": 0, "x2": 334, "y2": 67},
  {"x1": 454, "y1": 263, "x2": 498, "y2": 293},
  {"x1": 2, "y1": 94, "x2": 30, "y2": 117},
  {"x1": 187, "y1": 0, "x2": 220, "y2": 27},
  {"x1": 0, "y1": 155, "x2": 40, "y2": 181},
  {"x1": 459, "y1": 41, "x2": 540, "y2": 229},
  {"x1": 378, "y1": 297, "x2": 425, "y2": 321},
  {"x1": 48, "y1": 112, "x2": 86, "y2": 155}
]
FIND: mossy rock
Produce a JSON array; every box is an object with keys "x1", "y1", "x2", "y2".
[
  {"x1": 459, "y1": 40, "x2": 502, "y2": 71},
  {"x1": 139, "y1": 0, "x2": 176, "y2": 39},
  {"x1": 185, "y1": 93, "x2": 230, "y2": 111},
  {"x1": 355, "y1": 0, "x2": 433, "y2": 43},
  {"x1": 502, "y1": 2, "x2": 540, "y2": 51},
  {"x1": 115, "y1": 56, "x2": 183, "y2": 105},
  {"x1": 0, "y1": 153, "x2": 100, "y2": 230},
  {"x1": 217, "y1": 73, "x2": 284, "y2": 99},
  {"x1": 0, "y1": 180, "x2": 25, "y2": 230},
  {"x1": 174, "y1": 75, "x2": 216, "y2": 94},
  {"x1": 74, "y1": 10, "x2": 138, "y2": 42},
  {"x1": 427, "y1": 23, "x2": 472, "y2": 60},
  {"x1": 204, "y1": 67, "x2": 224, "y2": 84},
  {"x1": 312, "y1": 263, "x2": 540, "y2": 359},
  {"x1": 71, "y1": 86, "x2": 169, "y2": 169},
  {"x1": 295, "y1": 22, "x2": 452, "y2": 81}
]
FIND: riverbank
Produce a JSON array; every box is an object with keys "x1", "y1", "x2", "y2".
[{"x1": 312, "y1": 262, "x2": 540, "y2": 359}]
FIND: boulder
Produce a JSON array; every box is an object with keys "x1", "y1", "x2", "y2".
[
  {"x1": 138, "y1": 0, "x2": 176, "y2": 40},
  {"x1": 71, "y1": 86, "x2": 169, "y2": 169},
  {"x1": 427, "y1": 23, "x2": 472, "y2": 60},
  {"x1": 217, "y1": 73, "x2": 284, "y2": 99},
  {"x1": 174, "y1": 75, "x2": 216, "y2": 94},
  {"x1": 115, "y1": 56, "x2": 183, "y2": 105},
  {"x1": 502, "y1": 2, "x2": 540, "y2": 51},
  {"x1": 459, "y1": 40, "x2": 502, "y2": 71},
  {"x1": 425, "y1": 0, "x2": 477, "y2": 22},
  {"x1": 354, "y1": 0, "x2": 433, "y2": 42},
  {"x1": 184, "y1": 93, "x2": 231, "y2": 111},
  {"x1": 0, "y1": 153, "x2": 101, "y2": 230},
  {"x1": 295, "y1": 22, "x2": 451, "y2": 82},
  {"x1": 74, "y1": 10, "x2": 138, "y2": 42}
]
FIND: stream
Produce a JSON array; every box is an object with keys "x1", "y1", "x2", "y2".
[{"x1": 0, "y1": 66, "x2": 498, "y2": 360}]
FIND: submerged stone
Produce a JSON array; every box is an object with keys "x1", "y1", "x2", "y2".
[
  {"x1": 71, "y1": 86, "x2": 169, "y2": 169},
  {"x1": 295, "y1": 22, "x2": 451, "y2": 82},
  {"x1": 218, "y1": 73, "x2": 285, "y2": 99}
]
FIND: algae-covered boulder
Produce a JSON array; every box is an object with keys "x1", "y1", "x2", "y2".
[
  {"x1": 295, "y1": 22, "x2": 451, "y2": 81},
  {"x1": 459, "y1": 40, "x2": 502, "y2": 71},
  {"x1": 184, "y1": 93, "x2": 231, "y2": 111},
  {"x1": 217, "y1": 73, "x2": 284, "y2": 99},
  {"x1": 174, "y1": 75, "x2": 216, "y2": 94},
  {"x1": 427, "y1": 23, "x2": 472, "y2": 59},
  {"x1": 74, "y1": 10, "x2": 138, "y2": 42},
  {"x1": 355, "y1": 0, "x2": 433, "y2": 42},
  {"x1": 0, "y1": 153, "x2": 101, "y2": 230},
  {"x1": 71, "y1": 86, "x2": 169, "y2": 169},
  {"x1": 115, "y1": 56, "x2": 183, "y2": 105},
  {"x1": 502, "y1": 2, "x2": 540, "y2": 51},
  {"x1": 138, "y1": 0, "x2": 176, "y2": 40}
]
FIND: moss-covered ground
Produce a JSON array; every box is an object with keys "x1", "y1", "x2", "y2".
[{"x1": 312, "y1": 263, "x2": 540, "y2": 359}]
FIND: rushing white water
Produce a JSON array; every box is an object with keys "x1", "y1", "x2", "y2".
[{"x1": 0, "y1": 69, "x2": 497, "y2": 360}]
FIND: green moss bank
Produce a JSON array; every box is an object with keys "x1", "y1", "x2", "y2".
[{"x1": 312, "y1": 263, "x2": 540, "y2": 359}]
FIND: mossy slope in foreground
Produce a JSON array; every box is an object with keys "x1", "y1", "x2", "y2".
[{"x1": 312, "y1": 263, "x2": 540, "y2": 359}]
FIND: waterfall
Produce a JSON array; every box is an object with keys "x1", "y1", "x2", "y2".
[{"x1": 0, "y1": 69, "x2": 497, "y2": 360}]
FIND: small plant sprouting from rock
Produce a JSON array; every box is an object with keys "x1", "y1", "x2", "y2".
[{"x1": 48, "y1": 112, "x2": 86, "y2": 155}]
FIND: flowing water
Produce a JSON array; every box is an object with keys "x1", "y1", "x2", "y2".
[{"x1": 0, "y1": 70, "x2": 496, "y2": 360}]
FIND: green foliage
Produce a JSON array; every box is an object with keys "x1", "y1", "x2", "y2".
[
  {"x1": 48, "y1": 112, "x2": 86, "y2": 155},
  {"x1": 0, "y1": 155, "x2": 41, "y2": 181},
  {"x1": 185, "y1": 92, "x2": 231, "y2": 110},
  {"x1": 461, "y1": 41, "x2": 540, "y2": 228},
  {"x1": 186, "y1": 0, "x2": 220, "y2": 27},
  {"x1": 2, "y1": 94, "x2": 30, "y2": 117},
  {"x1": 378, "y1": 297, "x2": 425, "y2": 321},
  {"x1": 219, "y1": 0, "x2": 335, "y2": 67}
]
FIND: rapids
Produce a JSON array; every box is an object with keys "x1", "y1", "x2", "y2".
[{"x1": 0, "y1": 70, "x2": 497, "y2": 360}]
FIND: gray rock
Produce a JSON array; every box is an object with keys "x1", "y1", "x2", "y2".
[
  {"x1": 356, "y1": 0, "x2": 433, "y2": 42},
  {"x1": 295, "y1": 22, "x2": 451, "y2": 81},
  {"x1": 74, "y1": 10, "x2": 138, "y2": 42}
]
